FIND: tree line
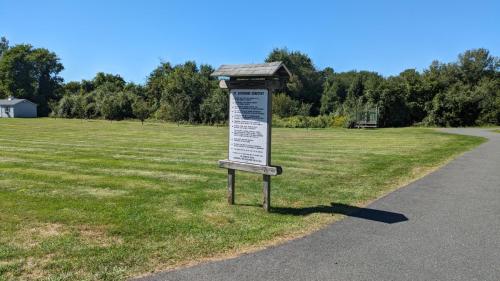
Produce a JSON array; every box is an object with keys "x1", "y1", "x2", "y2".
[{"x1": 0, "y1": 36, "x2": 499, "y2": 127}]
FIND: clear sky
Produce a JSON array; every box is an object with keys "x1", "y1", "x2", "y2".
[{"x1": 1, "y1": 0, "x2": 499, "y2": 84}]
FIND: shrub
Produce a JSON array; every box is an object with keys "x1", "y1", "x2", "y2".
[
  {"x1": 273, "y1": 114, "x2": 348, "y2": 128},
  {"x1": 99, "y1": 95, "x2": 122, "y2": 121},
  {"x1": 153, "y1": 96, "x2": 191, "y2": 122},
  {"x1": 132, "y1": 98, "x2": 150, "y2": 124},
  {"x1": 331, "y1": 115, "x2": 348, "y2": 127},
  {"x1": 200, "y1": 88, "x2": 228, "y2": 124},
  {"x1": 272, "y1": 93, "x2": 300, "y2": 117}
]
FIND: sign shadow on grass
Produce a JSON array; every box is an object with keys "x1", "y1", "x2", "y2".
[{"x1": 272, "y1": 203, "x2": 408, "y2": 224}]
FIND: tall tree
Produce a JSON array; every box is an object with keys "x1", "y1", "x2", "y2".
[
  {"x1": 200, "y1": 88, "x2": 228, "y2": 124},
  {"x1": 92, "y1": 72, "x2": 126, "y2": 92},
  {"x1": 99, "y1": 95, "x2": 121, "y2": 121},
  {"x1": 399, "y1": 69, "x2": 427, "y2": 122},
  {"x1": 146, "y1": 62, "x2": 173, "y2": 106},
  {"x1": 321, "y1": 76, "x2": 348, "y2": 115},
  {"x1": 458, "y1": 48, "x2": 499, "y2": 85},
  {"x1": 0, "y1": 44, "x2": 64, "y2": 115},
  {"x1": 266, "y1": 48, "x2": 323, "y2": 114},
  {"x1": 378, "y1": 77, "x2": 411, "y2": 127},
  {"x1": 132, "y1": 98, "x2": 150, "y2": 125},
  {"x1": 154, "y1": 61, "x2": 211, "y2": 122}
]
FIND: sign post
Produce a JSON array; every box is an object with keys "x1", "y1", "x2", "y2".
[{"x1": 212, "y1": 62, "x2": 291, "y2": 211}]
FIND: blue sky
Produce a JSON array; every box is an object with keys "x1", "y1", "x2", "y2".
[{"x1": 1, "y1": 0, "x2": 499, "y2": 84}]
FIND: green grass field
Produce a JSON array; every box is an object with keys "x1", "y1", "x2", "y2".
[{"x1": 0, "y1": 119, "x2": 484, "y2": 280}]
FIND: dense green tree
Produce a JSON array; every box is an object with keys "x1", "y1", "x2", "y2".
[
  {"x1": 398, "y1": 69, "x2": 427, "y2": 122},
  {"x1": 1, "y1": 39, "x2": 495, "y2": 127},
  {"x1": 116, "y1": 91, "x2": 135, "y2": 119},
  {"x1": 153, "y1": 61, "x2": 212, "y2": 122},
  {"x1": 0, "y1": 44, "x2": 64, "y2": 115},
  {"x1": 146, "y1": 62, "x2": 173, "y2": 106},
  {"x1": 54, "y1": 71, "x2": 140, "y2": 120},
  {"x1": 458, "y1": 48, "x2": 499, "y2": 85},
  {"x1": 419, "y1": 49, "x2": 500, "y2": 126},
  {"x1": 155, "y1": 96, "x2": 190, "y2": 123},
  {"x1": 82, "y1": 95, "x2": 99, "y2": 119},
  {"x1": 199, "y1": 64, "x2": 215, "y2": 79},
  {"x1": 132, "y1": 98, "x2": 150, "y2": 124},
  {"x1": 378, "y1": 77, "x2": 411, "y2": 127},
  {"x1": 125, "y1": 82, "x2": 146, "y2": 98},
  {"x1": 80, "y1": 79, "x2": 95, "y2": 94},
  {"x1": 270, "y1": 92, "x2": 311, "y2": 117},
  {"x1": 343, "y1": 75, "x2": 365, "y2": 114},
  {"x1": 99, "y1": 95, "x2": 122, "y2": 121},
  {"x1": 426, "y1": 84, "x2": 481, "y2": 126},
  {"x1": 64, "y1": 81, "x2": 82, "y2": 95},
  {"x1": 297, "y1": 103, "x2": 312, "y2": 116},
  {"x1": 272, "y1": 93, "x2": 300, "y2": 118},
  {"x1": 321, "y1": 73, "x2": 349, "y2": 115},
  {"x1": 93, "y1": 72, "x2": 126, "y2": 91},
  {"x1": 200, "y1": 88, "x2": 228, "y2": 124},
  {"x1": 266, "y1": 48, "x2": 323, "y2": 113},
  {"x1": 56, "y1": 95, "x2": 75, "y2": 118},
  {"x1": 476, "y1": 78, "x2": 500, "y2": 125}
]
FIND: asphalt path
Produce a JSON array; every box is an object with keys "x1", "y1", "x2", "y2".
[{"x1": 136, "y1": 128, "x2": 500, "y2": 281}]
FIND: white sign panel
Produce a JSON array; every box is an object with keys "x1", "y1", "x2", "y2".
[{"x1": 229, "y1": 89, "x2": 269, "y2": 166}]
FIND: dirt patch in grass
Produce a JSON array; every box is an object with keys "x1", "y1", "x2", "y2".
[
  {"x1": 19, "y1": 254, "x2": 58, "y2": 281},
  {"x1": 13, "y1": 223, "x2": 68, "y2": 249},
  {"x1": 78, "y1": 225, "x2": 123, "y2": 247}
]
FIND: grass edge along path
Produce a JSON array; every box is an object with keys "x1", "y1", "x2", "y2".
[{"x1": 0, "y1": 119, "x2": 486, "y2": 281}]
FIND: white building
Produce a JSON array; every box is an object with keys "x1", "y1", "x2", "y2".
[{"x1": 0, "y1": 96, "x2": 37, "y2": 118}]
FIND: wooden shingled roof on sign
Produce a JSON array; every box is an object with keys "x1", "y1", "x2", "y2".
[{"x1": 211, "y1": 62, "x2": 291, "y2": 78}]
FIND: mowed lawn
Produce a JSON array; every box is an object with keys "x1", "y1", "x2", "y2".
[{"x1": 0, "y1": 119, "x2": 484, "y2": 280}]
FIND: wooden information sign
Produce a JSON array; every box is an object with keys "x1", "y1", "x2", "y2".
[
  {"x1": 211, "y1": 62, "x2": 291, "y2": 211},
  {"x1": 229, "y1": 89, "x2": 269, "y2": 166}
]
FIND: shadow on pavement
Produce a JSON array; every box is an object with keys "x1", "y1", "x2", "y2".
[{"x1": 272, "y1": 203, "x2": 408, "y2": 224}]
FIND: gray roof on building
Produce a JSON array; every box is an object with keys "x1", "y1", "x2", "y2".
[
  {"x1": 0, "y1": 98, "x2": 36, "y2": 106},
  {"x1": 211, "y1": 61, "x2": 292, "y2": 78}
]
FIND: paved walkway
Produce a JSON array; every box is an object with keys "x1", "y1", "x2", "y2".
[{"x1": 136, "y1": 128, "x2": 500, "y2": 281}]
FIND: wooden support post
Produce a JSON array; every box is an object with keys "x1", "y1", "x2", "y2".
[
  {"x1": 263, "y1": 174, "x2": 271, "y2": 212},
  {"x1": 228, "y1": 169, "x2": 235, "y2": 205}
]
